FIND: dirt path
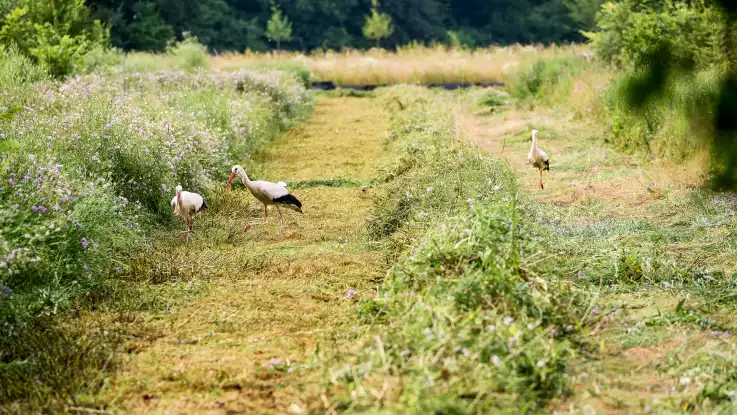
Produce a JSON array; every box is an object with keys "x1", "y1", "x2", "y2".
[
  {"x1": 461, "y1": 107, "x2": 704, "y2": 218},
  {"x1": 97, "y1": 96, "x2": 389, "y2": 414}
]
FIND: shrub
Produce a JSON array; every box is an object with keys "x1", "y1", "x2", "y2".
[
  {"x1": 167, "y1": 32, "x2": 210, "y2": 72},
  {"x1": 585, "y1": 0, "x2": 724, "y2": 70},
  {"x1": 0, "y1": 0, "x2": 108, "y2": 77}
]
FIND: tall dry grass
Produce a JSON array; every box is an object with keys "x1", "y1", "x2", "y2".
[{"x1": 212, "y1": 44, "x2": 591, "y2": 85}]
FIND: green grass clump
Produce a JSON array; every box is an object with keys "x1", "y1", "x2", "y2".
[
  {"x1": 0, "y1": 67, "x2": 312, "y2": 407},
  {"x1": 328, "y1": 87, "x2": 591, "y2": 412},
  {"x1": 0, "y1": 47, "x2": 47, "y2": 90},
  {"x1": 509, "y1": 55, "x2": 586, "y2": 104},
  {"x1": 119, "y1": 52, "x2": 175, "y2": 73},
  {"x1": 477, "y1": 89, "x2": 507, "y2": 107}
]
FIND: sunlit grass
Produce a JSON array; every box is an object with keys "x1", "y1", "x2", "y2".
[{"x1": 212, "y1": 44, "x2": 591, "y2": 86}]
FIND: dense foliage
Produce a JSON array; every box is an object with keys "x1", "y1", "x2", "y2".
[
  {"x1": 586, "y1": 0, "x2": 723, "y2": 70},
  {"x1": 0, "y1": 0, "x2": 108, "y2": 76},
  {"x1": 587, "y1": 0, "x2": 737, "y2": 188},
  {"x1": 83, "y1": 0, "x2": 603, "y2": 52}
]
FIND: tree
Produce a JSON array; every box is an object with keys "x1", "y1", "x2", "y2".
[
  {"x1": 266, "y1": 1, "x2": 292, "y2": 50},
  {"x1": 564, "y1": 0, "x2": 606, "y2": 31},
  {"x1": 128, "y1": 1, "x2": 175, "y2": 51},
  {"x1": 362, "y1": 0, "x2": 393, "y2": 47}
]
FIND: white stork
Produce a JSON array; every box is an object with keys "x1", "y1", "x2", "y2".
[
  {"x1": 226, "y1": 165, "x2": 302, "y2": 234},
  {"x1": 528, "y1": 129, "x2": 550, "y2": 190},
  {"x1": 171, "y1": 185, "x2": 207, "y2": 242}
]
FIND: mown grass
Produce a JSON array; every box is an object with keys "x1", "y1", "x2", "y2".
[
  {"x1": 309, "y1": 62, "x2": 737, "y2": 412},
  {"x1": 464, "y1": 53, "x2": 737, "y2": 412},
  {"x1": 0, "y1": 48, "x2": 312, "y2": 411},
  {"x1": 81, "y1": 95, "x2": 390, "y2": 414},
  {"x1": 303, "y1": 87, "x2": 596, "y2": 413},
  {"x1": 4, "y1": 42, "x2": 737, "y2": 413}
]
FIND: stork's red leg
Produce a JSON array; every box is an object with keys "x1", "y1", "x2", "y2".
[{"x1": 539, "y1": 168, "x2": 544, "y2": 190}]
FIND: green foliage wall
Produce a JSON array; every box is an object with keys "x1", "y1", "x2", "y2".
[
  {"x1": 84, "y1": 0, "x2": 600, "y2": 53},
  {"x1": 0, "y1": 0, "x2": 108, "y2": 77}
]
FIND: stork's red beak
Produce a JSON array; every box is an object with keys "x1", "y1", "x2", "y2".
[{"x1": 226, "y1": 172, "x2": 236, "y2": 189}]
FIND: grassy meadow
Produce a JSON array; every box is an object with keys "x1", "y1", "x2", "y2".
[
  {"x1": 2, "y1": 40, "x2": 737, "y2": 414},
  {"x1": 212, "y1": 45, "x2": 592, "y2": 86}
]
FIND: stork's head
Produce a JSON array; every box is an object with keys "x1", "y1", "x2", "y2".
[
  {"x1": 175, "y1": 185, "x2": 183, "y2": 193},
  {"x1": 531, "y1": 129, "x2": 538, "y2": 139},
  {"x1": 227, "y1": 165, "x2": 244, "y2": 189}
]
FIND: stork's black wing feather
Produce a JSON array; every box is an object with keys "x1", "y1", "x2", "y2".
[{"x1": 273, "y1": 193, "x2": 302, "y2": 210}]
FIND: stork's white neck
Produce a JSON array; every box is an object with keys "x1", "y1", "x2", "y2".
[
  {"x1": 238, "y1": 170, "x2": 251, "y2": 185},
  {"x1": 531, "y1": 132, "x2": 538, "y2": 150}
]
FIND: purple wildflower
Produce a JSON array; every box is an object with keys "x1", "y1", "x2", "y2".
[
  {"x1": 81, "y1": 237, "x2": 88, "y2": 249},
  {"x1": 269, "y1": 358, "x2": 283, "y2": 368},
  {"x1": 75, "y1": 223, "x2": 82, "y2": 230},
  {"x1": 663, "y1": 282, "x2": 670, "y2": 289},
  {"x1": 115, "y1": 268, "x2": 121, "y2": 273},
  {"x1": 22, "y1": 174, "x2": 29, "y2": 181},
  {"x1": 83, "y1": 264, "x2": 88, "y2": 270},
  {"x1": 53, "y1": 163, "x2": 63, "y2": 172},
  {"x1": 0, "y1": 283, "x2": 12, "y2": 297},
  {"x1": 7, "y1": 179, "x2": 14, "y2": 186},
  {"x1": 347, "y1": 289, "x2": 356, "y2": 298},
  {"x1": 32, "y1": 205, "x2": 39, "y2": 213},
  {"x1": 576, "y1": 270, "x2": 585, "y2": 277}
]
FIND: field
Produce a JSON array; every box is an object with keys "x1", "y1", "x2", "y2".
[{"x1": 2, "y1": 43, "x2": 737, "y2": 415}]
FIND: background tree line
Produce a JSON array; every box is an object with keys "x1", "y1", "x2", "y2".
[{"x1": 85, "y1": 0, "x2": 607, "y2": 52}]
